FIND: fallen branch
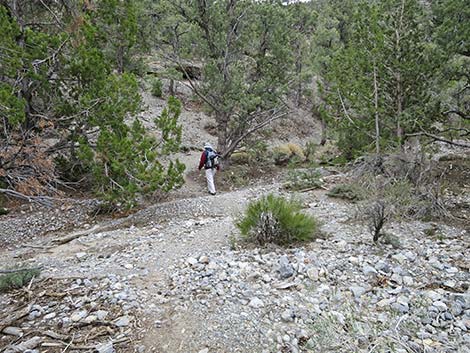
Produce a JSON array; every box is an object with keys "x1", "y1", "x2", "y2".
[
  {"x1": 0, "y1": 188, "x2": 55, "y2": 207},
  {"x1": 0, "y1": 306, "x2": 30, "y2": 332},
  {"x1": 4, "y1": 336, "x2": 42, "y2": 353},
  {"x1": 405, "y1": 132, "x2": 470, "y2": 148},
  {"x1": 51, "y1": 224, "x2": 101, "y2": 245}
]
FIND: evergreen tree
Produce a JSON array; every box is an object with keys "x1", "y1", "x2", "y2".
[
  {"x1": 319, "y1": 0, "x2": 441, "y2": 158},
  {"x1": 0, "y1": 1, "x2": 184, "y2": 205},
  {"x1": 158, "y1": 0, "x2": 294, "y2": 159}
]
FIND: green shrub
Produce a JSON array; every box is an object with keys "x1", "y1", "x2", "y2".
[
  {"x1": 304, "y1": 141, "x2": 317, "y2": 162},
  {"x1": 151, "y1": 78, "x2": 163, "y2": 98},
  {"x1": 327, "y1": 184, "x2": 366, "y2": 201},
  {"x1": 237, "y1": 194, "x2": 318, "y2": 246},
  {"x1": 0, "y1": 268, "x2": 41, "y2": 293},
  {"x1": 283, "y1": 169, "x2": 323, "y2": 191}
]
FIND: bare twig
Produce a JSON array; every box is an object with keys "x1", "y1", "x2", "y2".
[{"x1": 405, "y1": 131, "x2": 470, "y2": 148}]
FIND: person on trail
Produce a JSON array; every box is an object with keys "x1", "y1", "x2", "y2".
[{"x1": 198, "y1": 143, "x2": 220, "y2": 195}]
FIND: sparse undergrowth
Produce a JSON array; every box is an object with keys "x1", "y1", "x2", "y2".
[
  {"x1": 327, "y1": 184, "x2": 366, "y2": 201},
  {"x1": 273, "y1": 143, "x2": 305, "y2": 166},
  {"x1": 236, "y1": 194, "x2": 318, "y2": 246},
  {"x1": 283, "y1": 169, "x2": 324, "y2": 191},
  {"x1": 0, "y1": 268, "x2": 41, "y2": 293}
]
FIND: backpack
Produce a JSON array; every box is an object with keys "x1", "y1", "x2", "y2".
[{"x1": 205, "y1": 149, "x2": 220, "y2": 169}]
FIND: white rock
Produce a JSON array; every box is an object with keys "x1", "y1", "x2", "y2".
[
  {"x1": 2, "y1": 326, "x2": 23, "y2": 337},
  {"x1": 391, "y1": 253, "x2": 407, "y2": 264},
  {"x1": 306, "y1": 268, "x2": 319, "y2": 281},
  {"x1": 362, "y1": 265, "x2": 377, "y2": 276},
  {"x1": 43, "y1": 312, "x2": 56, "y2": 320},
  {"x1": 70, "y1": 310, "x2": 88, "y2": 322},
  {"x1": 76, "y1": 252, "x2": 87, "y2": 259},
  {"x1": 124, "y1": 264, "x2": 133, "y2": 269},
  {"x1": 281, "y1": 310, "x2": 294, "y2": 322},
  {"x1": 115, "y1": 315, "x2": 131, "y2": 327},
  {"x1": 199, "y1": 256, "x2": 209, "y2": 264},
  {"x1": 95, "y1": 310, "x2": 109, "y2": 320},
  {"x1": 433, "y1": 301, "x2": 448, "y2": 312},
  {"x1": 349, "y1": 286, "x2": 367, "y2": 298},
  {"x1": 249, "y1": 297, "x2": 264, "y2": 308},
  {"x1": 96, "y1": 342, "x2": 115, "y2": 353},
  {"x1": 186, "y1": 257, "x2": 198, "y2": 266}
]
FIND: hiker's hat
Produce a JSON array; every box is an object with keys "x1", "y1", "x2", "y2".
[{"x1": 204, "y1": 142, "x2": 213, "y2": 149}]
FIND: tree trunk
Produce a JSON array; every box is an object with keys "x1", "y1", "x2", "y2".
[
  {"x1": 169, "y1": 79, "x2": 175, "y2": 96},
  {"x1": 395, "y1": 0, "x2": 405, "y2": 147},
  {"x1": 295, "y1": 40, "x2": 302, "y2": 107},
  {"x1": 373, "y1": 62, "x2": 380, "y2": 154}
]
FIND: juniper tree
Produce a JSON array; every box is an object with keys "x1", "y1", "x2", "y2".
[
  {"x1": 317, "y1": 0, "x2": 442, "y2": 158},
  {"x1": 157, "y1": 0, "x2": 295, "y2": 159},
  {"x1": 0, "y1": 1, "x2": 185, "y2": 205}
]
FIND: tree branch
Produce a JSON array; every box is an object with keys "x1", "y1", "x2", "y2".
[{"x1": 405, "y1": 132, "x2": 470, "y2": 148}]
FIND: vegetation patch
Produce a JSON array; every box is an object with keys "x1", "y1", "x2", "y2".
[
  {"x1": 237, "y1": 194, "x2": 318, "y2": 246},
  {"x1": 273, "y1": 143, "x2": 305, "y2": 166},
  {"x1": 283, "y1": 169, "x2": 324, "y2": 191},
  {"x1": 327, "y1": 184, "x2": 366, "y2": 201},
  {"x1": 0, "y1": 268, "x2": 41, "y2": 293},
  {"x1": 151, "y1": 78, "x2": 163, "y2": 98}
]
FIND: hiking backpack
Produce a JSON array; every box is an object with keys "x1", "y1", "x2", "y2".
[{"x1": 205, "y1": 149, "x2": 220, "y2": 169}]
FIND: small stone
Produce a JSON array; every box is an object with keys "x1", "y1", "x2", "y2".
[
  {"x1": 2, "y1": 326, "x2": 23, "y2": 337},
  {"x1": 349, "y1": 286, "x2": 366, "y2": 298},
  {"x1": 95, "y1": 310, "x2": 109, "y2": 320},
  {"x1": 115, "y1": 315, "x2": 131, "y2": 327},
  {"x1": 249, "y1": 297, "x2": 264, "y2": 308},
  {"x1": 124, "y1": 264, "x2": 133, "y2": 269},
  {"x1": 28, "y1": 311, "x2": 42, "y2": 320},
  {"x1": 450, "y1": 302, "x2": 463, "y2": 316},
  {"x1": 186, "y1": 257, "x2": 198, "y2": 266},
  {"x1": 377, "y1": 298, "x2": 394, "y2": 308},
  {"x1": 278, "y1": 255, "x2": 294, "y2": 279},
  {"x1": 281, "y1": 309, "x2": 294, "y2": 322},
  {"x1": 199, "y1": 256, "x2": 209, "y2": 264},
  {"x1": 362, "y1": 265, "x2": 377, "y2": 276},
  {"x1": 84, "y1": 315, "x2": 97, "y2": 324},
  {"x1": 403, "y1": 276, "x2": 414, "y2": 286},
  {"x1": 392, "y1": 253, "x2": 407, "y2": 264},
  {"x1": 96, "y1": 342, "x2": 115, "y2": 353},
  {"x1": 43, "y1": 312, "x2": 56, "y2": 320},
  {"x1": 391, "y1": 273, "x2": 403, "y2": 285},
  {"x1": 70, "y1": 310, "x2": 88, "y2": 322},
  {"x1": 306, "y1": 267, "x2": 319, "y2": 281},
  {"x1": 433, "y1": 301, "x2": 448, "y2": 312},
  {"x1": 76, "y1": 252, "x2": 87, "y2": 259},
  {"x1": 262, "y1": 274, "x2": 272, "y2": 283},
  {"x1": 198, "y1": 349, "x2": 209, "y2": 353}
]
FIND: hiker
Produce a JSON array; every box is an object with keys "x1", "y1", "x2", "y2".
[{"x1": 198, "y1": 143, "x2": 220, "y2": 195}]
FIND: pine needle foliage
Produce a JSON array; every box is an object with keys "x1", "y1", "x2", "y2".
[
  {"x1": 237, "y1": 194, "x2": 317, "y2": 246},
  {"x1": 0, "y1": 268, "x2": 40, "y2": 293}
]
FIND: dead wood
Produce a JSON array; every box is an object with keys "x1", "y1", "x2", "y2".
[
  {"x1": 0, "y1": 306, "x2": 30, "y2": 332},
  {"x1": 0, "y1": 189, "x2": 55, "y2": 208},
  {"x1": 3, "y1": 336, "x2": 42, "y2": 353},
  {"x1": 51, "y1": 224, "x2": 101, "y2": 245}
]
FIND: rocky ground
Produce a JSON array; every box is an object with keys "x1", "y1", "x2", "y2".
[
  {"x1": 1, "y1": 85, "x2": 469, "y2": 353},
  {"x1": 0, "y1": 174, "x2": 469, "y2": 352}
]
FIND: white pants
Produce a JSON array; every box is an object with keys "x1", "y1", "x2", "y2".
[{"x1": 205, "y1": 168, "x2": 217, "y2": 194}]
